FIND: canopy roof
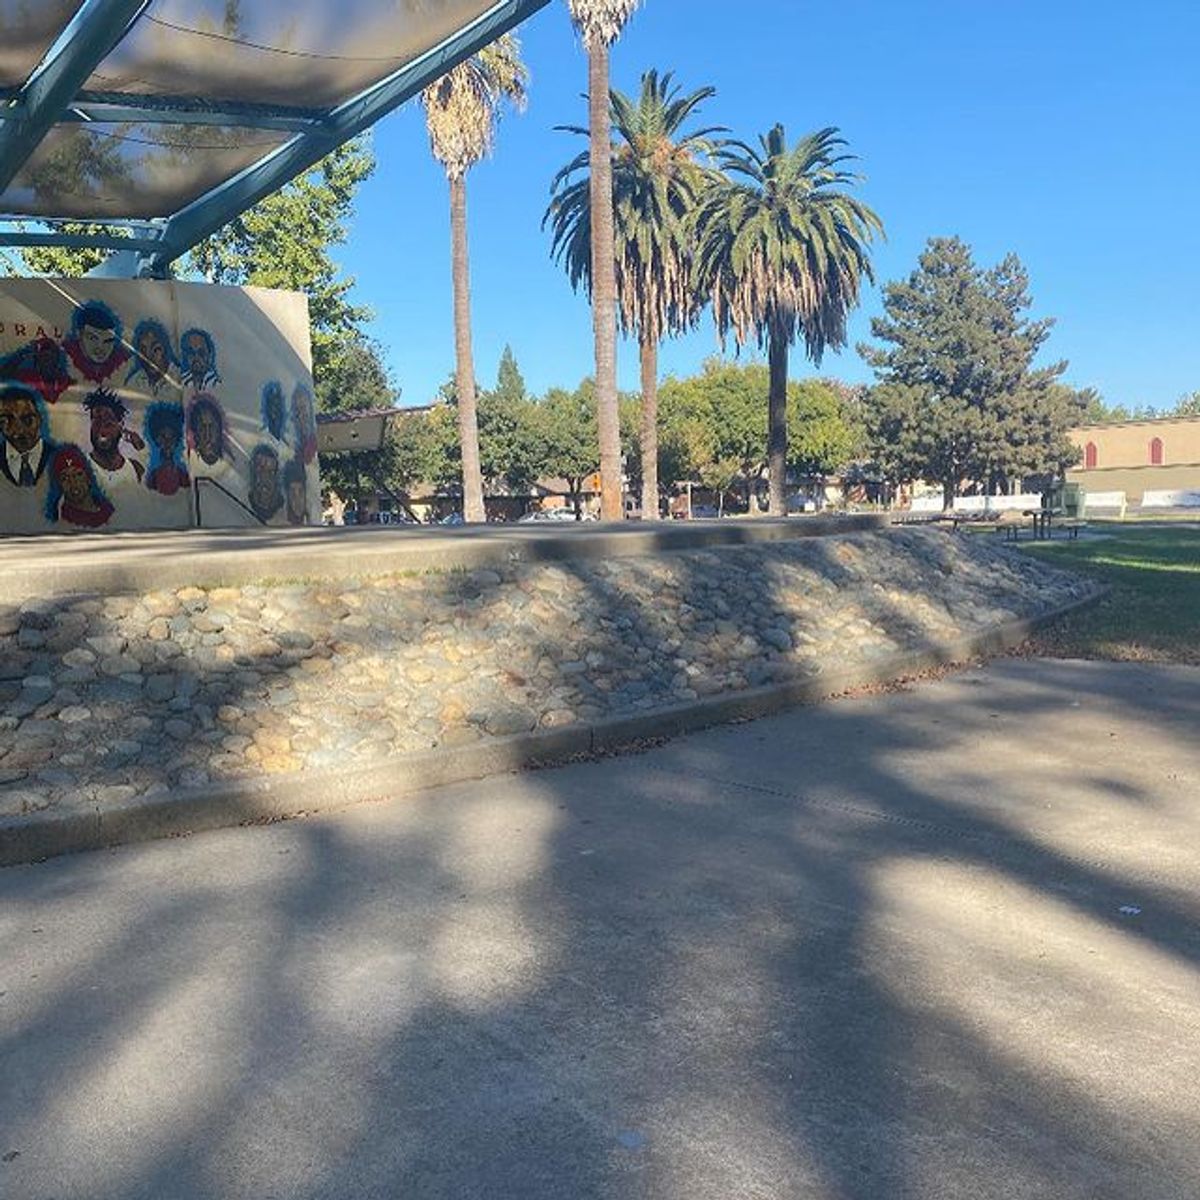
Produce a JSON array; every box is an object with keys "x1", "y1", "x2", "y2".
[{"x1": 0, "y1": 0, "x2": 546, "y2": 276}]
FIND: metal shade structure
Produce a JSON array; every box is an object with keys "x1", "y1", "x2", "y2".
[
  {"x1": 0, "y1": 0, "x2": 548, "y2": 277},
  {"x1": 316, "y1": 406, "x2": 408, "y2": 455}
]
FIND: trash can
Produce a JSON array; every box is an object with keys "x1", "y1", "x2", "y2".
[{"x1": 1062, "y1": 482, "x2": 1085, "y2": 517}]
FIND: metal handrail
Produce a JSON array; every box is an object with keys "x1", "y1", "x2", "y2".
[{"x1": 193, "y1": 474, "x2": 266, "y2": 528}]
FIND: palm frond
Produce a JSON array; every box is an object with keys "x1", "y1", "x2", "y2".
[
  {"x1": 566, "y1": 0, "x2": 642, "y2": 49},
  {"x1": 546, "y1": 68, "x2": 721, "y2": 343},
  {"x1": 421, "y1": 32, "x2": 529, "y2": 180},
  {"x1": 694, "y1": 124, "x2": 883, "y2": 362}
]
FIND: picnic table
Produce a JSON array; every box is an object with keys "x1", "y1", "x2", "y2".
[{"x1": 1017, "y1": 509, "x2": 1084, "y2": 541}]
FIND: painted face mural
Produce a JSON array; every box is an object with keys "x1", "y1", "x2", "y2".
[
  {"x1": 64, "y1": 301, "x2": 129, "y2": 383},
  {"x1": 58, "y1": 452, "x2": 90, "y2": 503},
  {"x1": 0, "y1": 281, "x2": 318, "y2": 534},
  {"x1": 249, "y1": 444, "x2": 283, "y2": 521},
  {"x1": 261, "y1": 381, "x2": 287, "y2": 441},
  {"x1": 180, "y1": 328, "x2": 219, "y2": 391},
  {"x1": 0, "y1": 337, "x2": 72, "y2": 405},
  {"x1": 81, "y1": 323, "x2": 114, "y2": 365},
  {"x1": 187, "y1": 394, "x2": 227, "y2": 468},
  {"x1": 0, "y1": 385, "x2": 52, "y2": 491},
  {"x1": 283, "y1": 457, "x2": 308, "y2": 525},
  {"x1": 128, "y1": 319, "x2": 175, "y2": 392},
  {"x1": 46, "y1": 446, "x2": 114, "y2": 528},
  {"x1": 144, "y1": 402, "x2": 190, "y2": 496},
  {"x1": 291, "y1": 384, "x2": 317, "y2": 464},
  {"x1": 34, "y1": 338, "x2": 62, "y2": 380},
  {"x1": 0, "y1": 388, "x2": 43, "y2": 455},
  {"x1": 84, "y1": 388, "x2": 145, "y2": 483}
]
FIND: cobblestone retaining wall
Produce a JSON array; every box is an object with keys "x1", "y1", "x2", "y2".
[{"x1": 0, "y1": 529, "x2": 1092, "y2": 824}]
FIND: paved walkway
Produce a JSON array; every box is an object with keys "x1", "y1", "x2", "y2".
[{"x1": 2, "y1": 657, "x2": 1198, "y2": 1199}]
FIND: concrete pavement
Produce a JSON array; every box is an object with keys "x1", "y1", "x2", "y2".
[{"x1": 2, "y1": 657, "x2": 1198, "y2": 1199}]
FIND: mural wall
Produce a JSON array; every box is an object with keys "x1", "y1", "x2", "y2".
[{"x1": 0, "y1": 278, "x2": 318, "y2": 534}]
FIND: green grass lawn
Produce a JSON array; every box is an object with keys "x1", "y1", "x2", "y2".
[{"x1": 1020, "y1": 524, "x2": 1200, "y2": 664}]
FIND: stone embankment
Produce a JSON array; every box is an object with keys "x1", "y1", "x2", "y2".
[{"x1": 0, "y1": 528, "x2": 1096, "y2": 859}]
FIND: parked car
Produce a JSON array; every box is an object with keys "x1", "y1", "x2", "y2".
[
  {"x1": 439, "y1": 512, "x2": 465, "y2": 526},
  {"x1": 518, "y1": 507, "x2": 591, "y2": 523}
]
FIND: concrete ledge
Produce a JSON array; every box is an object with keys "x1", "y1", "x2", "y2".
[
  {"x1": 0, "y1": 515, "x2": 889, "y2": 604},
  {"x1": 0, "y1": 585, "x2": 1105, "y2": 869}
]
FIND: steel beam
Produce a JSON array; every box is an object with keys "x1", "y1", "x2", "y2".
[
  {"x1": 138, "y1": 0, "x2": 550, "y2": 273},
  {"x1": 0, "y1": 230, "x2": 163, "y2": 254},
  {"x1": 62, "y1": 91, "x2": 327, "y2": 134},
  {"x1": 0, "y1": 0, "x2": 150, "y2": 192}
]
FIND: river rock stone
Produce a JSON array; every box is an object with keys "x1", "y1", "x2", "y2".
[{"x1": 0, "y1": 529, "x2": 1096, "y2": 822}]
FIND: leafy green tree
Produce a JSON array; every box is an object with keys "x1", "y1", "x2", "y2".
[
  {"x1": 422, "y1": 403, "x2": 465, "y2": 492},
  {"x1": 317, "y1": 336, "x2": 394, "y2": 415},
  {"x1": 317, "y1": 339, "x2": 402, "y2": 503},
  {"x1": 861, "y1": 237, "x2": 1075, "y2": 506},
  {"x1": 787, "y1": 378, "x2": 861, "y2": 478},
  {"x1": 660, "y1": 358, "x2": 768, "y2": 507},
  {"x1": 8, "y1": 224, "x2": 113, "y2": 278},
  {"x1": 546, "y1": 69, "x2": 722, "y2": 519},
  {"x1": 189, "y1": 137, "x2": 377, "y2": 410},
  {"x1": 530, "y1": 378, "x2": 599, "y2": 517},
  {"x1": 1175, "y1": 393, "x2": 1200, "y2": 417},
  {"x1": 565, "y1": 0, "x2": 643, "y2": 521},
  {"x1": 694, "y1": 125, "x2": 882, "y2": 515},
  {"x1": 475, "y1": 345, "x2": 539, "y2": 491},
  {"x1": 422, "y1": 33, "x2": 528, "y2": 523},
  {"x1": 477, "y1": 390, "x2": 539, "y2": 492},
  {"x1": 697, "y1": 457, "x2": 742, "y2": 516}
]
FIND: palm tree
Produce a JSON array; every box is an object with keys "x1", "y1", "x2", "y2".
[
  {"x1": 422, "y1": 34, "x2": 528, "y2": 523},
  {"x1": 565, "y1": 0, "x2": 642, "y2": 521},
  {"x1": 545, "y1": 70, "x2": 722, "y2": 520},
  {"x1": 694, "y1": 125, "x2": 882, "y2": 516}
]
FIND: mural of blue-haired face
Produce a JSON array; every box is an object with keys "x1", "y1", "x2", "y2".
[
  {"x1": 144, "y1": 401, "x2": 190, "y2": 497},
  {"x1": 128, "y1": 319, "x2": 176, "y2": 393},
  {"x1": 261, "y1": 381, "x2": 287, "y2": 441},
  {"x1": 180, "y1": 327, "x2": 219, "y2": 391},
  {"x1": 64, "y1": 300, "x2": 129, "y2": 384}
]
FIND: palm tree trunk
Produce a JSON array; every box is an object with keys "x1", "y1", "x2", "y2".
[
  {"x1": 767, "y1": 332, "x2": 789, "y2": 517},
  {"x1": 588, "y1": 40, "x2": 622, "y2": 522},
  {"x1": 639, "y1": 331, "x2": 659, "y2": 520},
  {"x1": 449, "y1": 173, "x2": 485, "y2": 524}
]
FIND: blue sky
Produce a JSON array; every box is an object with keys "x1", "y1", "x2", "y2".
[{"x1": 339, "y1": 0, "x2": 1200, "y2": 410}]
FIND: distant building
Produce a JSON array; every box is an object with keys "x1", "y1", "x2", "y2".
[{"x1": 1067, "y1": 414, "x2": 1200, "y2": 504}]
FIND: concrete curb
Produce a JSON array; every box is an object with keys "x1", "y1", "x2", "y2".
[
  {"x1": 0, "y1": 515, "x2": 890, "y2": 605},
  {"x1": 0, "y1": 585, "x2": 1106, "y2": 868}
]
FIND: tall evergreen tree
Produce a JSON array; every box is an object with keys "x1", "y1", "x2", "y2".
[
  {"x1": 494, "y1": 344, "x2": 527, "y2": 404},
  {"x1": 860, "y1": 237, "x2": 1077, "y2": 505}
]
